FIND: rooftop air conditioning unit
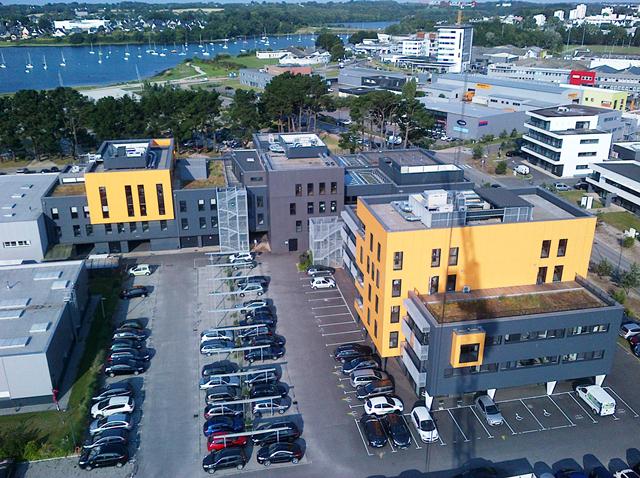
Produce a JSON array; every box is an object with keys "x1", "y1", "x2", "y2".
[{"x1": 557, "y1": 106, "x2": 569, "y2": 112}]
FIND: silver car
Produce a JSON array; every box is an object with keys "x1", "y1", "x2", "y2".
[
  {"x1": 89, "y1": 413, "x2": 132, "y2": 435},
  {"x1": 200, "y1": 329, "x2": 234, "y2": 343},
  {"x1": 252, "y1": 398, "x2": 290, "y2": 417},
  {"x1": 474, "y1": 395, "x2": 504, "y2": 426}
]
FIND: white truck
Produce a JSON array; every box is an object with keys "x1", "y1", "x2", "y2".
[{"x1": 576, "y1": 385, "x2": 616, "y2": 416}]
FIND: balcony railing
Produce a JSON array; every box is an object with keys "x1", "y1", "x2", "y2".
[
  {"x1": 523, "y1": 130, "x2": 563, "y2": 149},
  {"x1": 521, "y1": 143, "x2": 561, "y2": 162}
]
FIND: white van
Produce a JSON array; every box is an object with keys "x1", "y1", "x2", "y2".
[
  {"x1": 576, "y1": 385, "x2": 616, "y2": 416},
  {"x1": 514, "y1": 164, "x2": 530, "y2": 175}
]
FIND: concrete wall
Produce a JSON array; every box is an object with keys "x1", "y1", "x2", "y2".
[
  {"x1": 0, "y1": 354, "x2": 52, "y2": 401},
  {"x1": 0, "y1": 218, "x2": 49, "y2": 262},
  {"x1": 445, "y1": 110, "x2": 527, "y2": 140}
]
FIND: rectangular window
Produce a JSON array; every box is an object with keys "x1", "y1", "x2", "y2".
[
  {"x1": 181, "y1": 218, "x2": 189, "y2": 230},
  {"x1": 2, "y1": 240, "x2": 32, "y2": 248},
  {"x1": 375, "y1": 270, "x2": 379, "y2": 287},
  {"x1": 199, "y1": 217, "x2": 207, "y2": 229},
  {"x1": 392, "y1": 279, "x2": 402, "y2": 297},
  {"x1": 367, "y1": 308, "x2": 371, "y2": 325},
  {"x1": 210, "y1": 198, "x2": 217, "y2": 211},
  {"x1": 431, "y1": 248, "x2": 441, "y2": 267},
  {"x1": 307, "y1": 183, "x2": 314, "y2": 196},
  {"x1": 553, "y1": 265, "x2": 564, "y2": 282},
  {"x1": 85, "y1": 224, "x2": 93, "y2": 236},
  {"x1": 540, "y1": 239, "x2": 551, "y2": 258},
  {"x1": 141, "y1": 221, "x2": 149, "y2": 232},
  {"x1": 156, "y1": 184, "x2": 166, "y2": 215},
  {"x1": 374, "y1": 295, "x2": 379, "y2": 313},
  {"x1": 70, "y1": 206, "x2": 78, "y2": 219},
  {"x1": 83, "y1": 206, "x2": 90, "y2": 218},
  {"x1": 160, "y1": 220, "x2": 167, "y2": 231},
  {"x1": 307, "y1": 202, "x2": 314, "y2": 214},
  {"x1": 319, "y1": 182, "x2": 326, "y2": 194},
  {"x1": 368, "y1": 284, "x2": 372, "y2": 301},
  {"x1": 290, "y1": 203, "x2": 296, "y2": 215},
  {"x1": 257, "y1": 213, "x2": 264, "y2": 225},
  {"x1": 198, "y1": 199, "x2": 205, "y2": 212},
  {"x1": 459, "y1": 344, "x2": 480, "y2": 364},
  {"x1": 256, "y1": 196, "x2": 264, "y2": 208},
  {"x1": 296, "y1": 220, "x2": 302, "y2": 232},
  {"x1": 295, "y1": 184, "x2": 302, "y2": 196},
  {"x1": 51, "y1": 207, "x2": 59, "y2": 220},
  {"x1": 389, "y1": 331, "x2": 399, "y2": 348},
  {"x1": 73, "y1": 225, "x2": 81, "y2": 237},
  {"x1": 105, "y1": 224, "x2": 112, "y2": 234},
  {"x1": 391, "y1": 306, "x2": 400, "y2": 323},
  {"x1": 211, "y1": 217, "x2": 217, "y2": 228},
  {"x1": 359, "y1": 246, "x2": 363, "y2": 263},
  {"x1": 117, "y1": 223, "x2": 125, "y2": 234},
  {"x1": 393, "y1": 252, "x2": 403, "y2": 271},
  {"x1": 331, "y1": 182, "x2": 338, "y2": 194},
  {"x1": 319, "y1": 201, "x2": 326, "y2": 213},
  {"x1": 537, "y1": 266, "x2": 547, "y2": 284},
  {"x1": 557, "y1": 238, "x2": 568, "y2": 257},
  {"x1": 124, "y1": 185, "x2": 135, "y2": 217},
  {"x1": 129, "y1": 222, "x2": 137, "y2": 233},
  {"x1": 330, "y1": 200, "x2": 337, "y2": 213},
  {"x1": 449, "y1": 247, "x2": 459, "y2": 266},
  {"x1": 369, "y1": 233, "x2": 373, "y2": 252},
  {"x1": 374, "y1": 321, "x2": 378, "y2": 338},
  {"x1": 179, "y1": 200, "x2": 187, "y2": 213},
  {"x1": 137, "y1": 185, "x2": 147, "y2": 216},
  {"x1": 99, "y1": 186, "x2": 109, "y2": 218},
  {"x1": 446, "y1": 274, "x2": 457, "y2": 292}
]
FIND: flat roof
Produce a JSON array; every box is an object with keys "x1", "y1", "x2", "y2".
[
  {"x1": 421, "y1": 280, "x2": 608, "y2": 323},
  {"x1": 231, "y1": 150, "x2": 265, "y2": 172},
  {"x1": 0, "y1": 174, "x2": 58, "y2": 223},
  {"x1": 96, "y1": 139, "x2": 173, "y2": 171},
  {"x1": 531, "y1": 104, "x2": 610, "y2": 118},
  {"x1": 341, "y1": 66, "x2": 409, "y2": 80},
  {"x1": 420, "y1": 99, "x2": 518, "y2": 118},
  {"x1": 437, "y1": 73, "x2": 573, "y2": 94},
  {"x1": 253, "y1": 133, "x2": 339, "y2": 171},
  {"x1": 597, "y1": 161, "x2": 640, "y2": 183},
  {"x1": 0, "y1": 261, "x2": 84, "y2": 357},
  {"x1": 345, "y1": 168, "x2": 392, "y2": 186}
]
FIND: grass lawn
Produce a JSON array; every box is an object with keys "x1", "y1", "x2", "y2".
[
  {"x1": 564, "y1": 44, "x2": 640, "y2": 56},
  {"x1": 0, "y1": 159, "x2": 31, "y2": 170},
  {"x1": 559, "y1": 190, "x2": 603, "y2": 209},
  {"x1": 152, "y1": 56, "x2": 278, "y2": 82},
  {"x1": 0, "y1": 271, "x2": 121, "y2": 461},
  {"x1": 151, "y1": 62, "x2": 201, "y2": 81},
  {"x1": 600, "y1": 211, "x2": 640, "y2": 233}
]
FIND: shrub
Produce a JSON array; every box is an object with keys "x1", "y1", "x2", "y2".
[
  {"x1": 622, "y1": 236, "x2": 635, "y2": 248},
  {"x1": 495, "y1": 161, "x2": 507, "y2": 175},
  {"x1": 611, "y1": 288, "x2": 626, "y2": 304},
  {"x1": 596, "y1": 259, "x2": 613, "y2": 277}
]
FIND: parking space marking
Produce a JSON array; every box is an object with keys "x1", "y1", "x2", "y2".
[
  {"x1": 381, "y1": 424, "x2": 397, "y2": 453},
  {"x1": 315, "y1": 312, "x2": 351, "y2": 318},
  {"x1": 501, "y1": 415, "x2": 517, "y2": 435},
  {"x1": 546, "y1": 395, "x2": 576, "y2": 426},
  {"x1": 469, "y1": 405, "x2": 494, "y2": 439},
  {"x1": 308, "y1": 296, "x2": 343, "y2": 302},
  {"x1": 354, "y1": 419, "x2": 374, "y2": 456},
  {"x1": 318, "y1": 321, "x2": 357, "y2": 327},
  {"x1": 447, "y1": 409, "x2": 470, "y2": 442},
  {"x1": 400, "y1": 415, "x2": 423, "y2": 450},
  {"x1": 335, "y1": 281, "x2": 357, "y2": 320},
  {"x1": 604, "y1": 387, "x2": 640, "y2": 418},
  {"x1": 312, "y1": 305, "x2": 349, "y2": 310},
  {"x1": 568, "y1": 392, "x2": 598, "y2": 423},
  {"x1": 305, "y1": 290, "x2": 342, "y2": 295},
  {"x1": 322, "y1": 330, "x2": 363, "y2": 337},
  {"x1": 326, "y1": 339, "x2": 366, "y2": 346},
  {"x1": 520, "y1": 399, "x2": 545, "y2": 431}
]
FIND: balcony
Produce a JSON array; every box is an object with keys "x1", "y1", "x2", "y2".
[
  {"x1": 521, "y1": 143, "x2": 560, "y2": 163},
  {"x1": 401, "y1": 344, "x2": 427, "y2": 388},
  {"x1": 341, "y1": 207, "x2": 364, "y2": 240},
  {"x1": 523, "y1": 132, "x2": 562, "y2": 150},
  {"x1": 401, "y1": 316, "x2": 429, "y2": 361}
]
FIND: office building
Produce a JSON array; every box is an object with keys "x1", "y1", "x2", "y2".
[
  {"x1": 338, "y1": 67, "x2": 417, "y2": 96},
  {"x1": 612, "y1": 141, "x2": 640, "y2": 161},
  {"x1": 590, "y1": 65, "x2": 640, "y2": 93},
  {"x1": 587, "y1": 161, "x2": 640, "y2": 214},
  {"x1": 533, "y1": 14, "x2": 547, "y2": 26},
  {"x1": 554, "y1": 10, "x2": 565, "y2": 21},
  {"x1": 436, "y1": 25, "x2": 474, "y2": 73},
  {"x1": 0, "y1": 260, "x2": 88, "y2": 407},
  {"x1": 522, "y1": 105, "x2": 619, "y2": 177},
  {"x1": 342, "y1": 186, "x2": 622, "y2": 402},
  {"x1": 487, "y1": 64, "x2": 571, "y2": 84}
]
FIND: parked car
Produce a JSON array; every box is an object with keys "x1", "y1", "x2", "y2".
[
  {"x1": 620, "y1": 322, "x2": 640, "y2": 339},
  {"x1": 475, "y1": 395, "x2": 504, "y2": 426},
  {"x1": 112, "y1": 329, "x2": 146, "y2": 341},
  {"x1": 236, "y1": 324, "x2": 273, "y2": 339},
  {"x1": 250, "y1": 382, "x2": 288, "y2": 399},
  {"x1": 104, "y1": 359, "x2": 145, "y2": 377},
  {"x1": 205, "y1": 385, "x2": 242, "y2": 404},
  {"x1": 92, "y1": 381, "x2": 133, "y2": 403},
  {"x1": 202, "y1": 362, "x2": 238, "y2": 378},
  {"x1": 236, "y1": 276, "x2": 269, "y2": 288},
  {"x1": 200, "y1": 329, "x2": 234, "y2": 343},
  {"x1": 360, "y1": 414, "x2": 386, "y2": 448},
  {"x1": 364, "y1": 395, "x2": 403, "y2": 416},
  {"x1": 307, "y1": 265, "x2": 335, "y2": 276},
  {"x1": 613, "y1": 471, "x2": 639, "y2": 478},
  {"x1": 555, "y1": 470, "x2": 589, "y2": 478},
  {"x1": 381, "y1": 412, "x2": 412, "y2": 448},
  {"x1": 127, "y1": 264, "x2": 151, "y2": 276},
  {"x1": 237, "y1": 283, "x2": 265, "y2": 297},
  {"x1": 244, "y1": 345, "x2": 285, "y2": 363},
  {"x1": 200, "y1": 375, "x2": 241, "y2": 390},
  {"x1": 505, "y1": 150, "x2": 518, "y2": 157},
  {"x1": 350, "y1": 369, "x2": 388, "y2": 388},
  {"x1": 590, "y1": 467, "x2": 615, "y2": 478},
  {"x1": 514, "y1": 164, "x2": 530, "y2": 175},
  {"x1": 268, "y1": 143, "x2": 285, "y2": 153},
  {"x1": 334, "y1": 343, "x2": 373, "y2": 363},
  {"x1": 89, "y1": 413, "x2": 132, "y2": 435},
  {"x1": 356, "y1": 379, "x2": 394, "y2": 400},
  {"x1": 201, "y1": 339, "x2": 233, "y2": 356},
  {"x1": 236, "y1": 299, "x2": 269, "y2": 313},
  {"x1": 228, "y1": 252, "x2": 254, "y2": 263},
  {"x1": 253, "y1": 398, "x2": 290, "y2": 417},
  {"x1": 243, "y1": 334, "x2": 286, "y2": 348},
  {"x1": 554, "y1": 182, "x2": 571, "y2": 191},
  {"x1": 342, "y1": 356, "x2": 381, "y2": 375},
  {"x1": 239, "y1": 316, "x2": 277, "y2": 329},
  {"x1": 202, "y1": 415, "x2": 244, "y2": 437},
  {"x1": 110, "y1": 340, "x2": 144, "y2": 353},
  {"x1": 245, "y1": 306, "x2": 274, "y2": 320},
  {"x1": 207, "y1": 431, "x2": 248, "y2": 452},
  {"x1": 82, "y1": 429, "x2": 129, "y2": 449},
  {"x1": 78, "y1": 443, "x2": 128, "y2": 470},
  {"x1": 204, "y1": 403, "x2": 244, "y2": 419},
  {"x1": 256, "y1": 442, "x2": 304, "y2": 466},
  {"x1": 116, "y1": 319, "x2": 145, "y2": 331},
  {"x1": 251, "y1": 421, "x2": 300, "y2": 446},
  {"x1": 202, "y1": 448, "x2": 247, "y2": 474},
  {"x1": 410, "y1": 405, "x2": 439, "y2": 443},
  {"x1": 232, "y1": 259, "x2": 257, "y2": 271},
  {"x1": 119, "y1": 286, "x2": 149, "y2": 299},
  {"x1": 91, "y1": 396, "x2": 135, "y2": 418},
  {"x1": 574, "y1": 180, "x2": 589, "y2": 190},
  {"x1": 310, "y1": 277, "x2": 336, "y2": 290},
  {"x1": 633, "y1": 344, "x2": 640, "y2": 358},
  {"x1": 107, "y1": 348, "x2": 151, "y2": 363},
  {"x1": 0, "y1": 459, "x2": 13, "y2": 478}
]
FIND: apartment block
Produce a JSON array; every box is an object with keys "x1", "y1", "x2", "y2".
[{"x1": 587, "y1": 161, "x2": 640, "y2": 214}]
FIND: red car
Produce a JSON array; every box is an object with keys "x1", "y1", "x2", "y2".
[
  {"x1": 630, "y1": 335, "x2": 640, "y2": 346},
  {"x1": 207, "y1": 432, "x2": 248, "y2": 452}
]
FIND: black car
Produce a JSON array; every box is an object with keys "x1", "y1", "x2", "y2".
[
  {"x1": 381, "y1": 412, "x2": 411, "y2": 448},
  {"x1": 83, "y1": 429, "x2": 129, "y2": 449},
  {"x1": 360, "y1": 414, "x2": 386, "y2": 448},
  {"x1": 256, "y1": 442, "x2": 303, "y2": 466},
  {"x1": 108, "y1": 348, "x2": 151, "y2": 362},
  {"x1": 111, "y1": 339, "x2": 144, "y2": 351},
  {"x1": 92, "y1": 381, "x2": 133, "y2": 403},
  {"x1": 243, "y1": 334, "x2": 286, "y2": 348},
  {"x1": 334, "y1": 343, "x2": 373, "y2": 362},
  {"x1": 50, "y1": 166, "x2": 60, "y2": 173},
  {"x1": 112, "y1": 329, "x2": 146, "y2": 341},
  {"x1": 0, "y1": 459, "x2": 14, "y2": 478},
  {"x1": 205, "y1": 385, "x2": 242, "y2": 404},
  {"x1": 236, "y1": 276, "x2": 269, "y2": 288},
  {"x1": 307, "y1": 265, "x2": 335, "y2": 275},
  {"x1": 356, "y1": 379, "x2": 394, "y2": 400},
  {"x1": 104, "y1": 359, "x2": 146, "y2": 377},
  {"x1": 241, "y1": 312, "x2": 276, "y2": 325},
  {"x1": 78, "y1": 443, "x2": 129, "y2": 470},
  {"x1": 250, "y1": 382, "x2": 288, "y2": 399},
  {"x1": 589, "y1": 467, "x2": 614, "y2": 478},
  {"x1": 243, "y1": 305, "x2": 272, "y2": 317},
  {"x1": 342, "y1": 355, "x2": 381, "y2": 375},
  {"x1": 245, "y1": 369, "x2": 279, "y2": 386},
  {"x1": 236, "y1": 324, "x2": 273, "y2": 339},
  {"x1": 116, "y1": 319, "x2": 145, "y2": 331},
  {"x1": 505, "y1": 150, "x2": 518, "y2": 157},
  {"x1": 202, "y1": 448, "x2": 247, "y2": 473},
  {"x1": 119, "y1": 286, "x2": 149, "y2": 299},
  {"x1": 244, "y1": 345, "x2": 285, "y2": 363},
  {"x1": 202, "y1": 362, "x2": 239, "y2": 378},
  {"x1": 251, "y1": 421, "x2": 300, "y2": 446}
]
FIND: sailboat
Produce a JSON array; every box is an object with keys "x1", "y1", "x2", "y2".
[
  {"x1": 159, "y1": 44, "x2": 167, "y2": 57},
  {"x1": 89, "y1": 42, "x2": 95, "y2": 54},
  {"x1": 137, "y1": 47, "x2": 142, "y2": 58},
  {"x1": 222, "y1": 39, "x2": 228, "y2": 50},
  {"x1": 179, "y1": 44, "x2": 187, "y2": 56},
  {"x1": 59, "y1": 51, "x2": 66, "y2": 67},
  {"x1": 242, "y1": 36, "x2": 248, "y2": 44},
  {"x1": 26, "y1": 52, "x2": 34, "y2": 69},
  {"x1": 0, "y1": 52, "x2": 6, "y2": 69},
  {"x1": 199, "y1": 35, "x2": 204, "y2": 49},
  {"x1": 146, "y1": 35, "x2": 153, "y2": 54},
  {"x1": 171, "y1": 42, "x2": 178, "y2": 53},
  {"x1": 97, "y1": 46, "x2": 102, "y2": 64},
  {"x1": 42, "y1": 54, "x2": 47, "y2": 70},
  {"x1": 298, "y1": 34, "x2": 302, "y2": 43},
  {"x1": 125, "y1": 44, "x2": 131, "y2": 57},
  {"x1": 151, "y1": 42, "x2": 159, "y2": 56},
  {"x1": 202, "y1": 44, "x2": 210, "y2": 56}
]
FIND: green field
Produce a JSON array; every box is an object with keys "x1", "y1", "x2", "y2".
[
  {"x1": 600, "y1": 211, "x2": 640, "y2": 233},
  {"x1": 564, "y1": 44, "x2": 640, "y2": 56},
  {"x1": 151, "y1": 56, "x2": 278, "y2": 82},
  {"x1": 558, "y1": 190, "x2": 603, "y2": 209}
]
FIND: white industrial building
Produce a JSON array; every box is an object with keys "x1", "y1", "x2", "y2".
[{"x1": 587, "y1": 161, "x2": 640, "y2": 214}]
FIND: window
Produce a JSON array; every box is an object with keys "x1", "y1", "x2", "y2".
[
  {"x1": 198, "y1": 199, "x2": 205, "y2": 212},
  {"x1": 83, "y1": 206, "x2": 90, "y2": 218},
  {"x1": 459, "y1": 344, "x2": 480, "y2": 364},
  {"x1": 359, "y1": 246, "x2": 363, "y2": 263},
  {"x1": 307, "y1": 183, "x2": 314, "y2": 196},
  {"x1": 99, "y1": 186, "x2": 109, "y2": 218},
  {"x1": 51, "y1": 208, "x2": 59, "y2": 220},
  {"x1": 181, "y1": 218, "x2": 189, "y2": 230},
  {"x1": 367, "y1": 308, "x2": 371, "y2": 325},
  {"x1": 319, "y1": 201, "x2": 326, "y2": 213},
  {"x1": 330, "y1": 200, "x2": 337, "y2": 213},
  {"x1": 2, "y1": 240, "x2": 31, "y2": 248},
  {"x1": 307, "y1": 202, "x2": 314, "y2": 214},
  {"x1": 367, "y1": 284, "x2": 372, "y2": 301},
  {"x1": 369, "y1": 233, "x2": 373, "y2": 252},
  {"x1": 580, "y1": 138, "x2": 599, "y2": 144},
  {"x1": 199, "y1": 217, "x2": 207, "y2": 229},
  {"x1": 540, "y1": 240, "x2": 551, "y2": 258},
  {"x1": 160, "y1": 220, "x2": 167, "y2": 231},
  {"x1": 256, "y1": 196, "x2": 264, "y2": 208},
  {"x1": 431, "y1": 248, "x2": 441, "y2": 267},
  {"x1": 449, "y1": 247, "x2": 459, "y2": 266},
  {"x1": 393, "y1": 252, "x2": 403, "y2": 270},
  {"x1": 70, "y1": 206, "x2": 78, "y2": 219},
  {"x1": 141, "y1": 221, "x2": 149, "y2": 232},
  {"x1": 366, "y1": 256, "x2": 370, "y2": 273},
  {"x1": 179, "y1": 200, "x2": 187, "y2": 213},
  {"x1": 85, "y1": 224, "x2": 93, "y2": 236},
  {"x1": 124, "y1": 185, "x2": 135, "y2": 217},
  {"x1": 391, "y1": 305, "x2": 400, "y2": 323},
  {"x1": 105, "y1": 224, "x2": 112, "y2": 234},
  {"x1": 257, "y1": 213, "x2": 264, "y2": 225},
  {"x1": 536, "y1": 266, "x2": 547, "y2": 284},
  {"x1": 156, "y1": 184, "x2": 166, "y2": 215},
  {"x1": 389, "y1": 332, "x2": 399, "y2": 348},
  {"x1": 446, "y1": 274, "x2": 457, "y2": 292},
  {"x1": 290, "y1": 203, "x2": 296, "y2": 215},
  {"x1": 73, "y1": 225, "x2": 81, "y2": 237},
  {"x1": 210, "y1": 198, "x2": 217, "y2": 211},
  {"x1": 117, "y1": 223, "x2": 125, "y2": 234},
  {"x1": 129, "y1": 222, "x2": 137, "y2": 233},
  {"x1": 137, "y1": 185, "x2": 147, "y2": 216},
  {"x1": 250, "y1": 176, "x2": 262, "y2": 182},
  {"x1": 567, "y1": 325, "x2": 609, "y2": 336},
  {"x1": 557, "y1": 238, "x2": 567, "y2": 257},
  {"x1": 553, "y1": 265, "x2": 564, "y2": 282},
  {"x1": 295, "y1": 184, "x2": 302, "y2": 197},
  {"x1": 296, "y1": 220, "x2": 302, "y2": 232},
  {"x1": 374, "y1": 295, "x2": 379, "y2": 313},
  {"x1": 331, "y1": 182, "x2": 338, "y2": 194},
  {"x1": 578, "y1": 152, "x2": 597, "y2": 157},
  {"x1": 375, "y1": 270, "x2": 379, "y2": 287},
  {"x1": 319, "y1": 182, "x2": 326, "y2": 194},
  {"x1": 392, "y1": 279, "x2": 402, "y2": 297},
  {"x1": 373, "y1": 321, "x2": 378, "y2": 338},
  {"x1": 211, "y1": 217, "x2": 217, "y2": 228}
]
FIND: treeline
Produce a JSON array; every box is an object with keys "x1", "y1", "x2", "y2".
[{"x1": 0, "y1": 85, "x2": 220, "y2": 159}]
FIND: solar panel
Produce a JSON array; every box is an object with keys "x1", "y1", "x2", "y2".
[
  {"x1": 0, "y1": 298, "x2": 30, "y2": 309},
  {"x1": 0, "y1": 309, "x2": 23, "y2": 320},
  {"x1": 0, "y1": 337, "x2": 30, "y2": 349},
  {"x1": 30, "y1": 322, "x2": 50, "y2": 333},
  {"x1": 33, "y1": 270, "x2": 62, "y2": 281}
]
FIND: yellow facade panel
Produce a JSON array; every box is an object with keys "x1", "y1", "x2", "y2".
[{"x1": 450, "y1": 329, "x2": 485, "y2": 368}]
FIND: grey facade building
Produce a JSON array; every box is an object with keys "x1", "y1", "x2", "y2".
[
  {"x1": 239, "y1": 68, "x2": 274, "y2": 89},
  {"x1": 0, "y1": 260, "x2": 88, "y2": 406},
  {"x1": 338, "y1": 67, "x2": 418, "y2": 95},
  {"x1": 612, "y1": 141, "x2": 640, "y2": 161},
  {"x1": 587, "y1": 161, "x2": 640, "y2": 214}
]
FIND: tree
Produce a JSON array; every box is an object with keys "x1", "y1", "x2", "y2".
[
  {"x1": 472, "y1": 144, "x2": 484, "y2": 160},
  {"x1": 348, "y1": 30, "x2": 378, "y2": 45},
  {"x1": 338, "y1": 130, "x2": 359, "y2": 153},
  {"x1": 611, "y1": 288, "x2": 626, "y2": 305},
  {"x1": 227, "y1": 89, "x2": 262, "y2": 142},
  {"x1": 619, "y1": 263, "x2": 640, "y2": 293},
  {"x1": 596, "y1": 259, "x2": 613, "y2": 277},
  {"x1": 495, "y1": 160, "x2": 507, "y2": 175},
  {"x1": 330, "y1": 43, "x2": 346, "y2": 62},
  {"x1": 397, "y1": 80, "x2": 433, "y2": 148},
  {"x1": 315, "y1": 32, "x2": 342, "y2": 52}
]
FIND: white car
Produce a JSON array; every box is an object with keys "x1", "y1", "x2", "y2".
[
  {"x1": 310, "y1": 277, "x2": 336, "y2": 290},
  {"x1": 238, "y1": 283, "x2": 264, "y2": 297},
  {"x1": 410, "y1": 405, "x2": 439, "y2": 443},
  {"x1": 620, "y1": 322, "x2": 640, "y2": 339},
  {"x1": 364, "y1": 396, "x2": 403, "y2": 416},
  {"x1": 614, "y1": 470, "x2": 640, "y2": 478},
  {"x1": 128, "y1": 264, "x2": 151, "y2": 276},
  {"x1": 268, "y1": 143, "x2": 285, "y2": 154},
  {"x1": 199, "y1": 375, "x2": 241, "y2": 390},
  {"x1": 228, "y1": 252, "x2": 253, "y2": 263},
  {"x1": 91, "y1": 396, "x2": 135, "y2": 419},
  {"x1": 200, "y1": 329, "x2": 234, "y2": 343}
]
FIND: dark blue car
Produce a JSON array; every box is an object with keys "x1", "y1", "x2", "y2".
[{"x1": 202, "y1": 415, "x2": 244, "y2": 437}]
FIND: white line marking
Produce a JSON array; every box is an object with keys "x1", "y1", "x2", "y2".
[
  {"x1": 305, "y1": 290, "x2": 341, "y2": 295},
  {"x1": 547, "y1": 396, "x2": 576, "y2": 426},
  {"x1": 400, "y1": 414, "x2": 423, "y2": 450},
  {"x1": 520, "y1": 399, "x2": 545, "y2": 431},
  {"x1": 617, "y1": 341, "x2": 632, "y2": 356},
  {"x1": 604, "y1": 387, "x2": 640, "y2": 418},
  {"x1": 354, "y1": 419, "x2": 374, "y2": 456},
  {"x1": 349, "y1": 404, "x2": 364, "y2": 409},
  {"x1": 501, "y1": 415, "x2": 517, "y2": 435},
  {"x1": 447, "y1": 409, "x2": 469, "y2": 442},
  {"x1": 568, "y1": 393, "x2": 598, "y2": 423},
  {"x1": 318, "y1": 321, "x2": 356, "y2": 327},
  {"x1": 470, "y1": 405, "x2": 494, "y2": 439},
  {"x1": 326, "y1": 339, "x2": 366, "y2": 347},
  {"x1": 322, "y1": 330, "x2": 363, "y2": 337},
  {"x1": 315, "y1": 313, "x2": 351, "y2": 318},
  {"x1": 335, "y1": 281, "x2": 357, "y2": 321},
  {"x1": 381, "y1": 423, "x2": 397, "y2": 453},
  {"x1": 308, "y1": 297, "x2": 342, "y2": 302},
  {"x1": 311, "y1": 305, "x2": 349, "y2": 310}
]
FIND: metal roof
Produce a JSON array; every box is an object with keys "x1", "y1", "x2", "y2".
[
  {"x1": 0, "y1": 174, "x2": 58, "y2": 224},
  {"x1": 598, "y1": 161, "x2": 640, "y2": 183}
]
